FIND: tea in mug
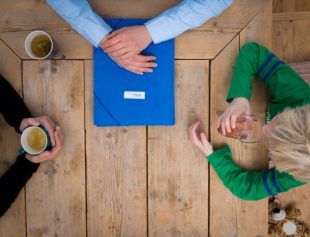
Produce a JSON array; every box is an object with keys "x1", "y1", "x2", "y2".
[
  {"x1": 27, "y1": 127, "x2": 47, "y2": 152},
  {"x1": 30, "y1": 34, "x2": 52, "y2": 58}
]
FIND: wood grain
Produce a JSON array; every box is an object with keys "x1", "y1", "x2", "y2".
[
  {"x1": 209, "y1": 34, "x2": 269, "y2": 237},
  {"x1": 0, "y1": 0, "x2": 267, "y2": 60},
  {"x1": 209, "y1": 4, "x2": 271, "y2": 236},
  {"x1": 0, "y1": 30, "x2": 92, "y2": 60},
  {"x1": 0, "y1": 0, "x2": 179, "y2": 32},
  {"x1": 175, "y1": 30, "x2": 237, "y2": 60},
  {"x1": 0, "y1": 40, "x2": 26, "y2": 237},
  {"x1": 272, "y1": 13, "x2": 310, "y2": 229},
  {"x1": 273, "y1": 0, "x2": 310, "y2": 13},
  {"x1": 273, "y1": 19, "x2": 310, "y2": 62},
  {"x1": 148, "y1": 60, "x2": 209, "y2": 237},
  {"x1": 273, "y1": 11, "x2": 310, "y2": 21},
  {"x1": 23, "y1": 60, "x2": 86, "y2": 237},
  {"x1": 85, "y1": 60, "x2": 147, "y2": 237}
]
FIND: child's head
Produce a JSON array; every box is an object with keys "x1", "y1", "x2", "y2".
[{"x1": 267, "y1": 105, "x2": 310, "y2": 182}]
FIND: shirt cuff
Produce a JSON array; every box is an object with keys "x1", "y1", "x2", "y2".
[
  {"x1": 226, "y1": 91, "x2": 252, "y2": 103},
  {"x1": 207, "y1": 145, "x2": 232, "y2": 166},
  {"x1": 16, "y1": 154, "x2": 40, "y2": 172},
  {"x1": 82, "y1": 19, "x2": 112, "y2": 47},
  {"x1": 145, "y1": 16, "x2": 174, "y2": 44}
]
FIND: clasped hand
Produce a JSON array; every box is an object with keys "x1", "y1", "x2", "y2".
[
  {"x1": 20, "y1": 116, "x2": 64, "y2": 163},
  {"x1": 100, "y1": 25, "x2": 157, "y2": 75}
]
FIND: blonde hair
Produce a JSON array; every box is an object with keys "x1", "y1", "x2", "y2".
[{"x1": 267, "y1": 104, "x2": 310, "y2": 182}]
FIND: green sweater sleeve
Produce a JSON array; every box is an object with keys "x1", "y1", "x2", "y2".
[
  {"x1": 227, "y1": 42, "x2": 310, "y2": 104},
  {"x1": 207, "y1": 146, "x2": 306, "y2": 201}
]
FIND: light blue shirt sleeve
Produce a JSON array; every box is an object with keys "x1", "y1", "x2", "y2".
[
  {"x1": 145, "y1": 0, "x2": 234, "y2": 44},
  {"x1": 47, "y1": 0, "x2": 112, "y2": 47}
]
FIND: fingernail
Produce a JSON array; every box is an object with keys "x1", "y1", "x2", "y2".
[{"x1": 154, "y1": 64, "x2": 158, "y2": 67}]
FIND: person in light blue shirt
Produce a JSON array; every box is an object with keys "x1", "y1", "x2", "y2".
[{"x1": 47, "y1": 0, "x2": 234, "y2": 74}]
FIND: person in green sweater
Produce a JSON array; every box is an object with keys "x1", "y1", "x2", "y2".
[{"x1": 190, "y1": 41, "x2": 310, "y2": 201}]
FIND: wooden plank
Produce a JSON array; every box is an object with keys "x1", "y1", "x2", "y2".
[
  {"x1": 200, "y1": 0, "x2": 266, "y2": 31},
  {"x1": 175, "y1": 30, "x2": 237, "y2": 60},
  {"x1": 273, "y1": 11, "x2": 310, "y2": 21},
  {"x1": 272, "y1": 14, "x2": 310, "y2": 229},
  {"x1": 171, "y1": 0, "x2": 269, "y2": 59},
  {"x1": 148, "y1": 60, "x2": 209, "y2": 237},
  {"x1": 273, "y1": 19, "x2": 310, "y2": 62},
  {"x1": 0, "y1": 0, "x2": 267, "y2": 60},
  {"x1": 210, "y1": 3, "x2": 271, "y2": 236},
  {"x1": 84, "y1": 60, "x2": 147, "y2": 237},
  {"x1": 209, "y1": 34, "x2": 269, "y2": 237},
  {"x1": 23, "y1": 60, "x2": 86, "y2": 237},
  {"x1": 210, "y1": 2, "x2": 272, "y2": 231},
  {"x1": 273, "y1": 0, "x2": 310, "y2": 13},
  {"x1": 0, "y1": 30, "x2": 92, "y2": 60},
  {"x1": 276, "y1": 185, "x2": 310, "y2": 228},
  {"x1": 89, "y1": 0, "x2": 180, "y2": 18},
  {"x1": 0, "y1": 0, "x2": 179, "y2": 32},
  {"x1": 0, "y1": 40, "x2": 26, "y2": 237},
  {"x1": 240, "y1": 0, "x2": 272, "y2": 48},
  {"x1": 0, "y1": 0, "x2": 264, "y2": 32}
]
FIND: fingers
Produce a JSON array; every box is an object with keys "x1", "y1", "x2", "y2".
[
  {"x1": 127, "y1": 66, "x2": 146, "y2": 75},
  {"x1": 109, "y1": 47, "x2": 131, "y2": 57},
  {"x1": 106, "y1": 29, "x2": 123, "y2": 40},
  {"x1": 189, "y1": 121, "x2": 202, "y2": 145},
  {"x1": 218, "y1": 112, "x2": 237, "y2": 135},
  {"x1": 20, "y1": 118, "x2": 40, "y2": 132},
  {"x1": 126, "y1": 67, "x2": 144, "y2": 75},
  {"x1": 48, "y1": 126, "x2": 64, "y2": 158},
  {"x1": 200, "y1": 132, "x2": 209, "y2": 147},
  {"x1": 101, "y1": 35, "x2": 122, "y2": 50},
  {"x1": 221, "y1": 120, "x2": 226, "y2": 136},
  {"x1": 26, "y1": 118, "x2": 40, "y2": 127},
  {"x1": 134, "y1": 55, "x2": 156, "y2": 62},
  {"x1": 230, "y1": 114, "x2": 237, "y2": 129},
  {"x1": 189, "y1": 121, "x2": 214, "y2": 156},
  {"x1": 38, "y1": 116, "x2": 56, "y2": 147},
  {"x1": 224, "y1": 115, "x2": 231, "y2": 134},
  {"x1": 104, "y1": 43, "x2": 127, "y2": 54},
  {"x1": 217, "y1": 117, "x2": 222, "y2": 129},
  {"x1": 111, "y1": 54, "x2": 157, "y2": 75}
]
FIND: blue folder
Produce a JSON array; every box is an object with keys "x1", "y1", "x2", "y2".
[{"x1": 94, "y1": 19, "x2": 175, "y2": 126}]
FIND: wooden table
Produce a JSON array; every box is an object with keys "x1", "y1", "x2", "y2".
[{"x1": 0, "y1": 1, "x2": 272, "y2": 236}]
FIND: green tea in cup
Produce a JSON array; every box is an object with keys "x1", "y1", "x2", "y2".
[{"x1": 25, "y1": 30, "x2": 53, "y2": 59}]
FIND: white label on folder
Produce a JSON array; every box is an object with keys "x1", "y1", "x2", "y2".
[{"x1": 124, "y1": 91, "x2": 145, "y2": 100}]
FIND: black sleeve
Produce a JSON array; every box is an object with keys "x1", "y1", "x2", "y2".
[
  {"x1": 0, "y1": 155, "x2": 39, "y2": 217},
  {"x1": 0, "y1": 74, "x2": 31, "y2": 133}
]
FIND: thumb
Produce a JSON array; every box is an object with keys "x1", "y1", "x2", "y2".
[
  {"x1": 27, "y1": 118, "x2": 40, "y2": 126},
  {"x1": 200, "y1": 133, "x2": 209, "y2": 146}
]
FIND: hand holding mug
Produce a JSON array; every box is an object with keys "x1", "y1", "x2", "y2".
[
  {"x1": 19, "y1": 116, "x2": 64, "y2": 163},
  {"x1": 217, "y1": 97, "x2": 251, "y2": 135},
  {"x1": 26, "y1": 126, "x2": 64, "y2": 163}
]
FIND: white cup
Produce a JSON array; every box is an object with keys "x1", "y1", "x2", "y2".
[
  {"x1": 20, "y1": 126, "x2": 48, "y2": 155},
  {"x1": 25, "y1": 30, "x2": 53, "y2": 60}
]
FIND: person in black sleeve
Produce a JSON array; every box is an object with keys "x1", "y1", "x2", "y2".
[{"x1": 0, "y1": 74, "x2": 64, "y2": 217}]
